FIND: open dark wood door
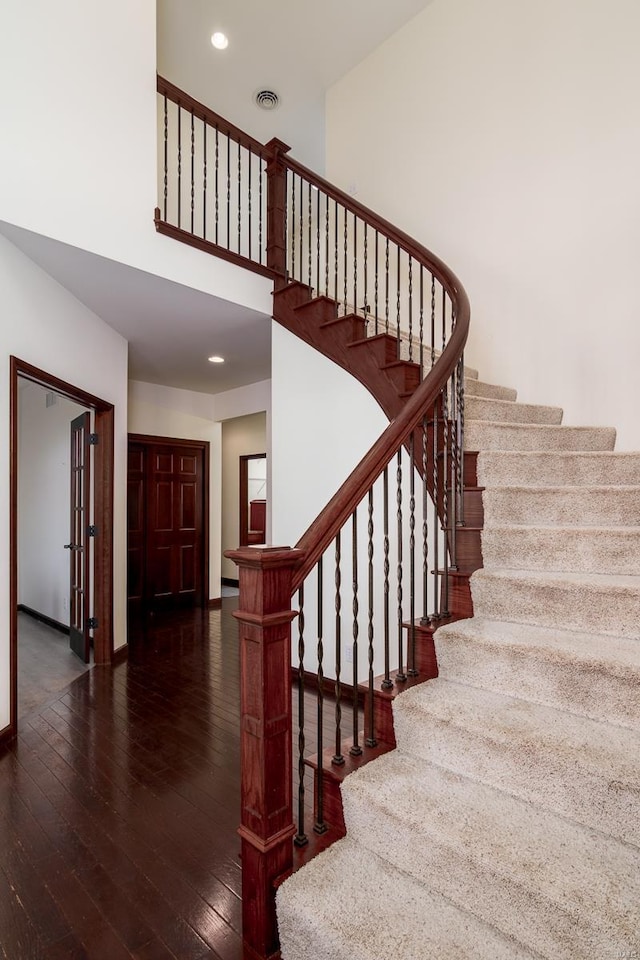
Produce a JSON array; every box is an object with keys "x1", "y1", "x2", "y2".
[{"x1": 68, "y1": 412, "x2": 91, "y2": 662}]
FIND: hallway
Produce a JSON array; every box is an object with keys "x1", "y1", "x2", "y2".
[{"x1": 0, "y1": 602, "x2": 243, "y2": 960}]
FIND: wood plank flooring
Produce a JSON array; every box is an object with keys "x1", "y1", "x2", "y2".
[{"x1": 1, "y1": 602, "x2": 244, "y2": 960}]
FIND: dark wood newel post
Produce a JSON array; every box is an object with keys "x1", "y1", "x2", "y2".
[
  {"x1": 225, "y1": 545, "x2": 304, "y2": 960},
  {"x1": 265, "y1": 138, "x2": 291, "y2": 287}
]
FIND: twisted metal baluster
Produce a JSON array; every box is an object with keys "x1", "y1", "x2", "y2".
[
  {"x1": 385, "y1": 238, "x2": 390, "y2": 334},
  {"x1": 202, "y1": 120, "x2": 207, "y2": 239},
  {"x1": 237, "y1": 141, "x2": 242, "y2": 254},
  {"x1": 324, "y1": 192, "x2": 330, "y2": 297},
  {"x1": 294, "y1": 585, "x2": 307, "y2": 847},
  {"x1": 430, "y1": 273, "x2": 436, "y2": 368},
  {"x1": 163, "y1": 95, "x2": 168, "y2": 221},
  {"x1": 396, "y1": 246, "x2": 401, "y2": 354},
  {"x1": 316, "y1": 186, "x2": 320, "y2": 297},
  {"x1": 299, "y1": 177, "x2": 303, "y2": 287},
  {"x1": 396, "y1": 450, "x2": 406, "y2": 682},
  {"x1": 382, "y1": 466, "x2": 392, "y2": 689},
  {"x1": 308, "y1": 180, "x2": 312, "y2": 292},
  {"x1": 353, "y1": 215, "x2": 358, "y2": 321},
  {"x1": 334, "y1": 200, "x2": 339, "y2": 305},
  {"x1": 432, "y1": 397, "x2": 440, "y2": 620},
  {"x1": 408, "y1": 255, "x2": 413, "y2": 363},
  {"x1": 291, "y1": 174, "x2": 296, "y2": 281},
  {"x1": 441, "y1": 297, "x2": 451, "y2": 615},
  {"x1": 314, "y1": 558, "x2": 328, "y2": 834},
  {"x1": 343, "y1": 206, "x2": 348, "y2": 315},
  {"x1": 259, "y1": 153, "x2": 263, "y2": 264},
  {"x1": 419, "y1": 265, "x2": 424, "y2": 380},
  {"x1": 333, "y1": 532, "x2": 344, "y2": 766},
  {"x1": 248, "y1": 146, "x2": 252, "y2": 259},
  {"x1": 421, "y1": 415, "x2": 431, "y2": 625},
  {"x1": 190, "y1": 111, "x2": 195, "y2": 235},
  {"x1": 350, "y1": 510, "x2": 362, "y2": 756},
  {"x1": 457, "y1": 352, "x2": 466, "y2": 527},
  {"x1": 365, "y1": 489, "x2": 377, "y2": 746},
  {"x1": 408, "y1": 432, "x2": 417, "y2": 675},
  {"x1": 363, "y1": 222, "x2": 368, "y2": 322},
  {"x1": 177, "y1": 106, "x2": 182, "y2": 229},
  {"x1": 374, "y1": 230, "x2": 379, "y2": 333},
  {"x1": 226, "y1": 135, "x2": 231, "y2": 250},
  {"x1": 214, "y1": 127, "x2": 219, "y2": 245}
]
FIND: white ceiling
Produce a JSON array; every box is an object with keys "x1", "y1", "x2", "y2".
[
  {"x1": 157, "y1": 0, "x2": 435, "y2": 170},
  {"x1": 7, "y1": 2, "x2": 435, "y2": 397}
]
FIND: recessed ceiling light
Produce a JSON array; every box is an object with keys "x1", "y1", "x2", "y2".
[
  {"x1": 211, "y1": 32, "x2": 229, "y2": 50},
  {"x1": 208, "y1": 355, "x2": 225, "y2": 363}
]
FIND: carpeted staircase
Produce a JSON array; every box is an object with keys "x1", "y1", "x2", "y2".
[{"x1": 277, "y1": 367, "x2": 640, "y2": 959}]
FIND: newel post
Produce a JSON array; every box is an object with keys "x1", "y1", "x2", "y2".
[
  {"x1": 264, "y1": 138, "x2": 291, "y2": 286},
  {"x1": 225, "y1": 545, "x2": 304, "y2": 960}
]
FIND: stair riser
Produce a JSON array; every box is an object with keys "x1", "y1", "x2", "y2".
[
  {"x1": 481, "y1": 526, "x2": 640, "y2": 574},
  {"x1": 483, "y1": 488, "x2": 640, "y2": 526},
  {"x1": 341, "y1": 787, "x2": 620, "y2": 960},
  {"x1": 466, "y1": 398, "x2": 563, "y2": 426},
  {"x1": 465, "y1": 380, "x2": 517, "y2": 401},
  {"x1": 478, "y1": 452, "x2": 640, "y2": 486},
  {"x1": 392, "y1": 706, "x2": 639, "y2": 846},
  {"x1": 466, "y1": 423, "x2": 616, "y2": 452},
  {"x1": 435, "y1": 632, "x2": 640, "y2": 731},
  {"x1": 471, "y1": 573, "x2": 640, "y2": 641}
]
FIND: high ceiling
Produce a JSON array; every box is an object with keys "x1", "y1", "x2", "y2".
[
  {"x1": 8, "y1": 2, "x2": 436, "y2": 397},
  {"x1": 157, "y1": 0, "x2": 435, "y2": 170}
]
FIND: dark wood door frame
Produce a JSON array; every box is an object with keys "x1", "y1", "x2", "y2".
[
  {"x1": 7, "y1": 357, "x2": 115, "y2": 745},
  {"x1": 239, "y1": 452, "x2": 267, "y2": 547},
  {"x1": 128, "y1": 434, "x2": 210, "y2": 610}
]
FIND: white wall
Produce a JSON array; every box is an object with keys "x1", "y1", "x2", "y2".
[
  {"x1": 221, "y1": 414, "x2": 268, "y2": 581},
  {"x1": 128, "y1": 378, "x2": 272, "y2": 594},
  {"x1": 128, "y1": 380, "x2": 223, "y2": 600},
  {"x1": 326, "y1": 0, "x2": 640, "y2": 449},
  {"x1": 0, "y1": 0, "x2": 272, "y2": 318},
  {"x1": 0, "y1": 234, "x2": 129, "y2": 733},
  {"x1": 18, "y1": 384, "x2": 88, "y2": 626}
]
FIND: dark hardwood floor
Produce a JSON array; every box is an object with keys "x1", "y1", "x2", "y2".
[{"x1": 1, "y1": 601, "x2": 244, "y2": 960}]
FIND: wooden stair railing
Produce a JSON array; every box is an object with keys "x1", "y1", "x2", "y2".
[{"x1": 156, "y1": 77, "x2": 475, "y2": 960}]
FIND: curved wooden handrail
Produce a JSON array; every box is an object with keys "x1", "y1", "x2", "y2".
[
  {"x1": 291, "y1": 285, "x2": 470, "y2": 594},
  {"x1": 278, "y1": 149, "x2": 462, "y2": 300}
]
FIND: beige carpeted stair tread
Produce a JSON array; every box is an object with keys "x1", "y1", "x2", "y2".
[
  {"x1": 481, "y1": 524, "x2": 640, "y2": 573},
  {"x1": 341, "y1": 753, "x2": 640, "y2": 960},
  {"x1": 463, "y1": 378, "x2": 517, "y2": 401},
  {"x1": 392, "y1": 678, "x2": 640, "y2": 844},
  {"x1": 471, "y1": 567, "x2": 640, "y2": 639},
  {"x1": 466, "y1": 396, "x2": 563, "y2": 425},
  {"x1": 483, "y1": 484, "x2": 640, "y2": 525},
  {"x1": 478, "y1": 450, "x2": 640, "y2": 485},
  {"x1": 434, "y1": 617, "x2": 640, "y2": 730},
  {"x1": 276, "y1": 837, "x2": 539, "y2": 960},
  {"x1": 465, "y1": 421, "x2": 616, "y2": 452}
]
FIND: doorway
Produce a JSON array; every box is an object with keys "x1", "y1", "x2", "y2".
[
  {"x1": 239, "y1": 453, "x2": 267, "y2": 547},
  {"x1": 9, "y1": 357, "x2": 115, "y2": 740},
  {"x1": 127, "y1": 434, "x2": 209, "y2": 617}
]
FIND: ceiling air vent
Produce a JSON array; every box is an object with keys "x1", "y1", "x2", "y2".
[{"x1": 255, "y1": 89, "x2": 280, "y2": 110}]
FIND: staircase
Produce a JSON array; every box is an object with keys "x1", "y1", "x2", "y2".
[
  {"x1": 276, "y1": 370, "x2": 640, "y2": 959},
  {"x1": 156, "y1": 78, "x2": 639, "y2": 960}
]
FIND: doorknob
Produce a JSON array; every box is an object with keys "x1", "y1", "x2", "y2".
[{"x1": 64, "y1": 543, "x2": 74, "y2": 550}]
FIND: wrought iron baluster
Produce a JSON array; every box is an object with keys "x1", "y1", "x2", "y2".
[
  {"x1": 408, "y1": 255, "x2": 413, "y2": 363},
  {"x1": 457, "y1": 352, "x2": 466, "y2": 527},
  {"x1": 385, "y1": 238, "x2": 390, "y2": 334},
  {"x1": 408, "y1": 433, "x2": 417, "y2": 675},
  {"x1": 432, "y1": 398, "x2": 441, "y2": 620},
  {"x1": 430, "y1": 274, "x2": 436, "y2": 368},
  {"x1": 350, "y1": 510, "x2": 362, "y2": 756},
  {"x1": 299, "y1": 176, "x2": 303, "y2": 286},
  {"x1": 190, "y1": 110, "x2": 195, "y2": 234},
  {"x1": 365, "y1": 489, "x2": 377, "y2": 746},
  {"x1": 419, "y1": 265, "x2": 424, "y2": 380},
  {"x1": 237, "y1": 141, "x2": 242, "y2": 254},
  {"x1": 202, "y1": 120, "x2": 207, "y2": 239},
  {"x1": 353, "y1": 215, "x2": 358, "y2": 321},
  {"x1": 333, "y1": 532, "x2": 344, "y2": 766},
  {"x1": 325, "y1": 192, "x2": 330, "y2": 297},
  {"x1": 163, "y1": 95, "x2": 168, "y2": 221},
  {"x1": 421, "y1": 415, "x2": 430, "y2": 625},
  {"x1": 343, "y1": 206, "x2": 348, "y2": 315},
  {"x1": 290, "y1": 173, "x2": 296, "y2": 281},
  {"x1": 226, "y1": 135, "x2": 231, "y2": 250},
  {"x1": 294, "y1": 585, "x2": 307, "y2": 847},
  {"x1": 259, "y1": 154, "x2": 264, "y2": 264},
  {"x1": 334, "y1": 200, "x2": 339, "y2": 306},
  {"x1": 248, "y1": 146, "x2": 252, "y2": 259},
  {"x1": 308, "y1": 180, "x2": 312, "y2": 292},
  {"x1": 396, "y1": 246, "x2": 401, "y2": 352},
  {"x1": 441, "y1": 380, "x2": 451, "y2": 617},
  {"x1": 396, "y1": 450, "x2": 406, "y2": 683},
  {"x1": 382, "y1": 466, "x2": 392, "y2": 689},
  {"x1": 215, "y1": 127, "x2": 219, "y2": 245},
  {"x1": 177, "y1": 106, "x2": 182, "y2": 229},
  {"x1": 363, "y1": 222, "x2": 368, "y2": 325},
  {"x1": 374, "y1": 230, "x2": 379, "y2": 333},
  {"x1": 315, "y1": 559, "x2": 327, "y2": 834},
  {"x1": 316, "y1": 185, "x2": 320, "y2": 297}
]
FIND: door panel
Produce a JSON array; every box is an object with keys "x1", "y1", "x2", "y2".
[
  {"x1": 127, "y1": 444, "x2": 145, "y2": 607},
  {"x1": 127, "y1": 439, "x2": 205, "y2": 612},
  {"x1": 69, "y1": 412, "x2": 91, "y2": 662}
]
